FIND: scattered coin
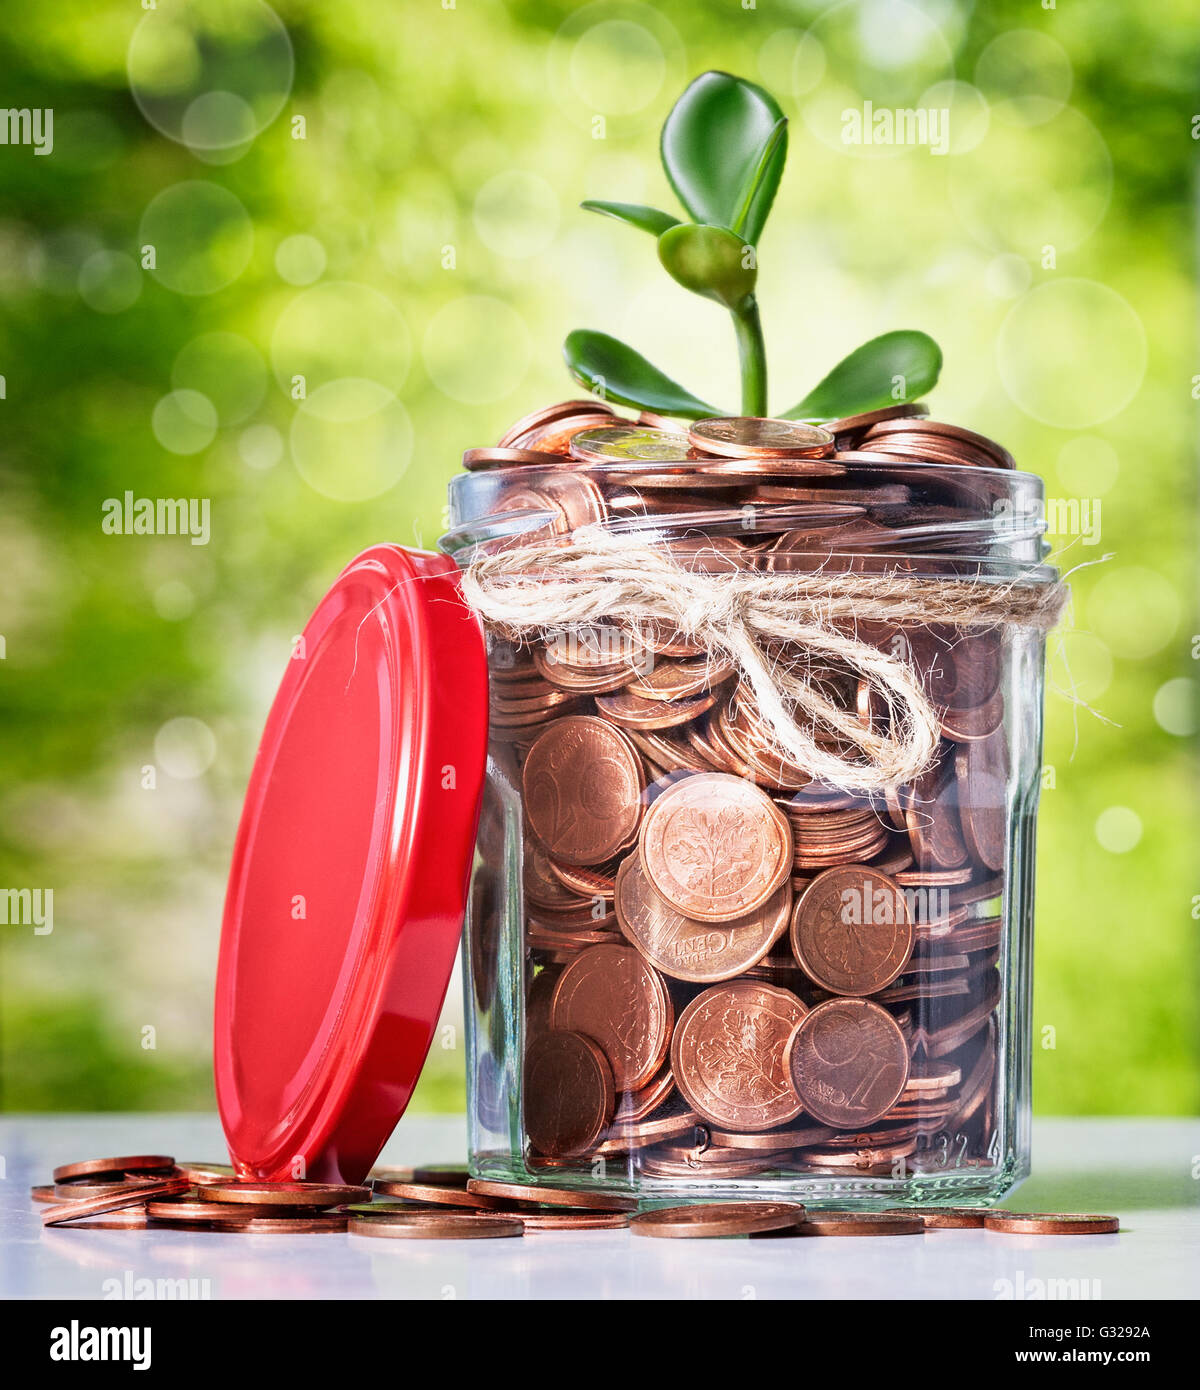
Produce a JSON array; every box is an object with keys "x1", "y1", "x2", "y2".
[
  {"x1": 41, "y1": 1178, "x2": 191, "y2": 1227},
  {"x1": 783, "y1": 1211, "x2": 925, "y2": 1237},
  {"x1": 348, "y1": 1212, "x2": 524, "y2": 1239},
  {"x1": 886, "y1": 1207, "x2": 990, "y2": 1229},
  {"x1": 194, "y1": 1181, "x2": 371, "y2": 1207},
  {"x1": 983, "y1": 1212, "x2": 1120, "y2": 1236},
  {"x1": 52, "y1": 1154, "x2": 175, "y2": 1183},
  {"x1": 630, "y1": 1201, "x2": 807, "y2": 1238},
  {"x1": 370, "y1": 1181, "x2": 507, "y2": 1209}
]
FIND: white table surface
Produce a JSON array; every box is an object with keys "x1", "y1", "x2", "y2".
[{"x1": 3, "y1": 1114, "x2": 1197, "y2": 1300}]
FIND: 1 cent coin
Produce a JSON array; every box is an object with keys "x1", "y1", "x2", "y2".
[
  {"x1": 983, "y1": 1212, "x2": 1120, "y2": 1236},
  {"x1": 195, "y1": 1181, "x2": 370, "y2": 1206},
  {"x1": 522, "y1": 716, "x2": 645, "y2": 865},
  {"x1": 615, "y1": 854, "x2": 791, "y2": 983},
  {"x1": 549, "y1": 943, "x2": 673, "y2": 1091},
  {"x1": 348, "y1": 1213, "x2": 523, "y2": 1239},
  {"x1": 523, "y1": 1030, "x2": 615, "y2": 1157},
  {"x1": 784, "y1": 1211, "x2": 924, "y2": 1237},
  {"x1": 688, "y1": 418, "x2": 834, "y2": 459},
  {"x1": 672, "y1": 981, "x2": 808, "y2": 1131},
  {"x1": 630, "y1": 1201, "x2": 807, "y2": 1238},
  {"x1": 465, "y1": 1179, "x2": 637, "y2": 1213},
  {"x1": 784, "y1": 997, "x2": 910, "y2": 1129},
  {"x1": 790, "y1": 864, "x2": 913, "y2": 995},
  {"x1": 52, "y1": 1154, "x2": 175, "y2": 1183},
  {"x1": 640, "y1": 772, "x2": 792, "y2": 922}
]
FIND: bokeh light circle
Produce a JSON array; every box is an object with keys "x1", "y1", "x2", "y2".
[
  {"x1": 422, "y1": 296, "x2": 531, "y2": 406},
  {"x1": 1094, "y1": 806, "x2": 1141, "y2": 855},
  {"x1": 473, "y1": 171, "x2": 560, "y2": 260},
  {"x1": 917, "y1": 79, "x2": 990, "y2": 155},
  {"x1": 998, "y1": 279, "x2": 1145, "y2": 429},
  {"x1": 238, "y1": 422, "x2": 283, "y2": 470},
  {"x1": 155, "y1": 716, "x2": 217, "y2": 779},
  {"x1": 78, "y1": 251, "x2": 142, "y2": 313},
  {"x1": 1085, "y1": 566, "x2": 1180, "y2": 661},
  {"x1": 984, "y1": 253, "x2": 1032, "y2": 300},
  {"x1": 1048, "y1": 629, "x2": 1112, "y2": 704},
  {"x1": 275, "y1": 234, "x2": 327, "y2": 286},
  {"x1": 948, "y1": 105, "x2": 1111, "y2": 254},
  {"x1": 800, "y1": 0, "x2": 956, "y2": 158},
  {"x1": 1057, "y1": 436, "x2": 1120, "y2": 497},
  {"x1": 153, "y1": 580, "x2": 197, "y2": 622},
  {"x1": 172, "y1": 331, "x2": 267, "y2": 426},
  {"x1": 1152, "y1": 678, "x2": 1196, "y2": 737},
  {"x1": 139, "y1": 181, "x2": 254, "y2": 295},
  {"x1": 127, "y1": 0, "x2": 294, "y2": 152},
  {"x1": 270, "y1": 281, "x2": 411, "y2": 396},
  {"x1": 974, "y1": 28, "x2": 1072, "y2": 127},
  {"x1": 152, "y1": 389, "x2": 219, "y2": 454},
  {"x1": 548, "y1": 3, "x2": 684, "y2": 131},
  {"x1": 289, "y1": 378, "x2": 413, "y2": 502}
]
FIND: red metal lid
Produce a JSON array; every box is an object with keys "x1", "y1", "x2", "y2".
[{"x1": 214, "y1": 545, "x2": 488, "y2": 1184}]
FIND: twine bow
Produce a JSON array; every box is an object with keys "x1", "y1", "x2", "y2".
[{"x1": 460, "y1": 526, "x2": 1068, "y2": 792}]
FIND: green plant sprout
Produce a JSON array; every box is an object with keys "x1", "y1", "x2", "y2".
[{"x1": 563, "y1": 70, "x2": 943, "y2": 421}]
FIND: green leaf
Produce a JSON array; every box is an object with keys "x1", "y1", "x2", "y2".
[
  {"x1": 562, "y1": 329, "x2": 720, "y2": 418},
  {"x1": 782, "y1": 331, "x2": 944, "y2": 420},
  {"x1": 660, "y1": 71, "x2": 787, "y2": 244},
  {"x1": 657, "y1": 223, "x2": 757, "y2": 311},
  {"x1": 580, "y1": 200, "x2": 681, "y2": 237},
  {"x1": 730, "y1": 116, "x2": 788, "y2": 242}
]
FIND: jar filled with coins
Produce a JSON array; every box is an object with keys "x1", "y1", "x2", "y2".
[{"x1": 441, "y1": 402, "x2": 1065, "y2": 1205}]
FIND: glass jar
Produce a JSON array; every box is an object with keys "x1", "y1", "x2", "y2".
[{"x1": 442, "y1": 448, "x2": 1056, "y2": 1205}]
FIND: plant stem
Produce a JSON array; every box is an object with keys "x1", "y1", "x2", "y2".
[{"x1": 733, "y1": 299, "x2": 768, "y2": 417}]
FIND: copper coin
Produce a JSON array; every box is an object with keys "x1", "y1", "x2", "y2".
[
  {"x1": 886, "y1": 1206, "x2": 989, "y2": 1229},
  {"x1": 785, "y1": 997, "x2": 910, "y2": 1128},
  {"x1": 465, "y1": 1179, "x2": 637, "y2": 1212},
  {"x1": 58, "y1": 1208, "x2": 153, "y2": 1231},
  {"x1": 829, "y1": 403, "x2": 929, "y2": 435},
  {"x1": 41, "y1": 1178, "x2": 190, "y2": 1227},
  {"x1": 615, "y1": 854, "x2": 791, "y2": 985},
  {"x1": 144, "y1": 1200, "x2": 289, "y2": 1223},
  {"x1": 784, "y1": 1211, "x2": 924, "y2": 1237},
  {"x1": 630, "y1": 1201, "x2": 806, "y2": 1239},
  {"x1": 613, "y1": 1067, "x2": 676, "y2": 1122},
  {"x1": 598, "y1": 1110, "x2": 701, "y2": 1153},
  {"x1": 517, "y1": 412, "x2": 617, "y2": 455},
  {"x1": 672, "y1": 981, "x2": 808, "y2": 1131},
  {"x1": 625, "y1": 655, "x2": 734, "y2": 703},
  {"x1": 173, "y1": 1161, "x2": 236, "y2": 1185},
  {"x1": 688, "y1": 417, "x2": 834, "y2": 459},
  {"x1": 956, "y1": 731, "x2": 1009, "y2": 872},
  {"x1": 641, "y1": 772, "x2": 793, "y2": 922},
  {"x1": 220, "y1": 1215, "x2": 349, "y2": 1234},
  {"x1": 522, "y1": 716, "x2": 645, "y2": 866},
  {"x1": 517, "y1": 1210, "x2": 630, "y2": 1231},
  {"x1": 52, "y1": 1178, "x2": 166, "y2": 1201},
  {"x1": 790, "y1": 865, "x2": 913, "y2": 996},
  {"x1": 498, "y1": 398, "x2": 615, "y2": 447},
  {"x1": 348, "y1": 1212, "x2": 523, "y2": 1239},
  {"x1": 549, "y1": 943, "x2": 673, "y2": 1091},
  {"x1": 195, "y1": 1181, "x2": 370, "y2": 1206},
  {"x1": 30, "y1": 1185, "x2": 56, "y2": 1203},
  {"x1": 523, "y1": 1029, "x2": 615, "y2": 1157},
  {"x1": 52, "y1": 1153, "x2": 175, "y2": 1183},
  {"x1": 462, "y1": 445, "x2": 565, "y2": 470},
  {"x1": 707, "y1": 1123, "x2": 835, "y2": 1150},
  {"x1": 984, "y1": 1212, "x2": 1120, "y2": 1236},
  {"x1": 594, "y1": 687, "x2": 720, "y2": 731},
  {"x1": 371, "y1": 1181, "x2": 508, "y2": 1209}
]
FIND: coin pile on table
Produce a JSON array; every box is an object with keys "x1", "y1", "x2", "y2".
[
  {"x1": 30, "y1": 1154, "x2": 1119, "y2": 1238},
  {"x1": 458, "y1": 401, "x2": 1033, "y2": 1185}
]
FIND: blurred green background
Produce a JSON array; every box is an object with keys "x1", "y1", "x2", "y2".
[{"x1": 0, "y1": 0, "x2": 1195, "y2": 1117}]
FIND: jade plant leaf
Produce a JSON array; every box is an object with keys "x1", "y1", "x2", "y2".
[
  {"x1": 563, "y1": 329, "x2": 720, "y2": 418},
  {"x1": 657, "y1": 224, "x2": 757, "y2": 311},
  {"x1": 580, "y1": 200, "x2": 681, "y2": 237},
  {"x1": 782, "y1": 331, "x2": 944, "y2": 420},
  {"x1": 660, "y1": 71, "x2": 787, "y2": 245}
]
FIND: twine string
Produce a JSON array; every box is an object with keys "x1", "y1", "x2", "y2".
[{"x1": 461, "y1": 525, "x2": 1069, "y2": 792}]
